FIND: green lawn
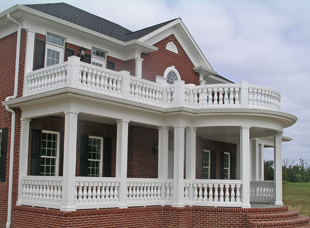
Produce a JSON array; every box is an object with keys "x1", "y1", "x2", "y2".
[{"x1": 283, "y1": 182, "x2": 310, "y2": 217}]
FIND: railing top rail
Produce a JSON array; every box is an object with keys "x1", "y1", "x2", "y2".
[
  {"x1": 75, "y1": 177, "x2": 120, "y2": 182},
  {"x1": 192, "y1": 179, "x2": 243, "y2": 184},
  {"x1": 27, "y1": 62, "x2": 68, "y2": 76},
  {"x1": 250, "y1": 180, "x2": 275, "y2": 184},
  {"x1": 22, "y1": 176, "x2": 63, "y2": 181}
]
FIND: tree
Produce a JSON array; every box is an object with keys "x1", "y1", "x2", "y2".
[{"x1": 264, "y1": 160, "x2": 274, "y2": 180}]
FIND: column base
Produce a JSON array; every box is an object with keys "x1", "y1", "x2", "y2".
[
  {"x1": 274, "y1": 201, "x2": 283, "y2": 206},
  {"x1": 60, "y1": 205, "x2": 77, "y2": 211},
  {"x1": 242, "y1": 203, "x2": 251, "y2": 208}
]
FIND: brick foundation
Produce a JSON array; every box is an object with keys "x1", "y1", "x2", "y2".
[{"x1": 10, "y1": 205, "x2": 290, "y2": 228}]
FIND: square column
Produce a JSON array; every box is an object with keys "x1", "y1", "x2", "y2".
[
  {"x1": 116, "y1": 119, "x2": 129, "y2": 208},
  {"x1": 17, "y1": 118, "x2": 31, "y2": 206},
  {"x1": 274, "y1": 134, "x2": 283, "y2": 205},
  {"x1": 172, "y1": 126, "x2": 185, "y2": 207},
  {"x1": 240, "y1": 126, "x2": 251, "y2": 208},
  {"x1": 158, "y1": 126, "x2": 169, "y2": 180},
  {"x1": 185, "y1": 127, "x2": 196, "y2": 180},
  {"x1": 61, "y1": 111, "x2": 78, "y2": 211}
]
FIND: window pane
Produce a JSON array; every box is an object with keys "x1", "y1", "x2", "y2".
[
  {"x1": 88, "y1": 137, "x2": 102, "y2": 177},
  {"x1": 47, "y1": 34, "x2": 64, "y2": 46},
  {"x1": 92, "y1": 48, "x2": 106, "y2": 59},
  {"x1": 46, "y1": 49, "x2": 60, "y2": 66},
  {"x1": 40, "y1": 132, "x2": 58, "y2": 176}
]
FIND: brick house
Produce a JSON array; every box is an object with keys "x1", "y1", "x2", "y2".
[{"x1": 0, "y1": 3, "x2": 307, "y2": 228}]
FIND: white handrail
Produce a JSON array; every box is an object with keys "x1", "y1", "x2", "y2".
[{"x1": 24, "y1": 56, "x2": 281, "y2": 111}]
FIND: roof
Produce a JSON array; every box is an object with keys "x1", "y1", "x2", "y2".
[{"x1": 24, "y1": 2, "x2": 177, "y2": 42}]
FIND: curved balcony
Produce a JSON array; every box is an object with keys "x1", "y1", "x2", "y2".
[{"x1": 24, "y1": 56, "x2": 281, "y2": 111}]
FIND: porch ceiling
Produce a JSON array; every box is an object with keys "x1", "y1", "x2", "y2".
[{"x1": 196, "y1": 126, "x2": 278, "y2": 144}]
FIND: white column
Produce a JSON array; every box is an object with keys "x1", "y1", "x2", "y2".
[
  {"x1": 16, "y1": 118, "x2": 31, "y2": 206},
  {"x1": 158, "y1": 126, "x2": 169, "y2": 180},
  {"x1": 135, "y1": 57, "x2": 143, "y2": 79},
  {"x1": 61, "y1": 111, "x2": 78, "y2": 211},
  {"x1": 274, "y1": 134, "x2": 283, "y2": 205},
  {"x1": 23, "y1": 29, "x2": 36, "y2": 96},
  {"x1": 259, "y1": 143, "x2": 264, "y2": 181},
  {"x1": 240, "y1": 126, "x2": 251, "y2": 208},
  {"x1": 186, "y1": 127, "x2": 196, "y2": 180},
  {"x1": 251, "y1": 139, "x2": 259, "y2": 181},
  {"x1": 116, "y1": 119, "x2": 129, "y2": 208},
  {"x1": 172, "y1": 126, "x2": 185, "y2": 207},
  {"x1": 236, "y1": 142, "x2": 240, "y2": 179}
]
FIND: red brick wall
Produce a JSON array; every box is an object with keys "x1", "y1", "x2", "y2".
[
  {"x1": 196, "y1": 137, "x2": 236, "y2": 179},
  {"x1": 106, "y1": 56, "x2": 135, "y2": 76},
  {"x1": 142, "y1": 34, "x2": 200, "y2": 85},
  {"x1": 0, "y1": 29, "x2": 26, "y2": 227},
  {"x1": 128, "y1": 126, "x2": 158, "y2": 178},
  {"x1": 28, "y1": 117, "x2": 118, "y2": 177}
]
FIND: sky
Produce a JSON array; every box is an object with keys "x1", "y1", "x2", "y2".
[{"x1": 0, "y1": 0, "x2": 309, "y2": 164}]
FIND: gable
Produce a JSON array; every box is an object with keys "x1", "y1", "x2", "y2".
[{"x1": 141, "y1": 34, "x2": 199, "y2": 85}]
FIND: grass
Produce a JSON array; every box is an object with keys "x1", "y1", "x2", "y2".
[{"x1": 282, "y1": 182, "x2": 310, "y2": 217}]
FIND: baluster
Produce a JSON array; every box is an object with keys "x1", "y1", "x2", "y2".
[
  {"x1": 93, "y1": 182, "x2": 97, "y2": 201},
  {"x1": 202, "y1": 184, "x2": 207, "y2": 201},
  {"x1": 225, "y1": 184, "x2": 229, "y2": 202},
  {"x1": 87, "y1": 183, "x2": 92, "y2": 202},
  {"x1": 38, "y1": 181, "x2": 43, "y2": 198},
  {"x1": 193, "y1": 184, "x2": 198, "y2": 201},
  {"x1": 106, "y1": 183, "x2": 111, "y2": 201},
  {"x1": 167, "y1": 88, "x2": 172, "y2": 104},
  {"x1": 49, "y1": 182, "x2": 54, "y2": 199},
  {"x1": 157, "y1": 183, "x2": 161, "y2": 200},
  {"x1": 224, "y1": 88, "x2": 228, "y2": 105},
  {"x1": 198, "y1": 184, "x2": 202, "y2": 201},
  {"x1": 103, "y1": 73, "x2": 108, "y2": 90},
  {"x1": 228, "y1": 88, "x2": 233, "y2": 105},
  {"x1": 102, "y1": 183, "x2": 106, "y2": 201},
  {"x1": 214, "y1": 184, "x2": 218, "y2": 202},
  {"x1": 218, "y1": 88, "x2": 223, "y2": 105},
  {"x1": 74, "y1": 185, "x2": 78, "y2": 202},
  {"x1": 235, "y1": 88, "x2": 240, "y2": 105},
  {"x1": 97, "y1": 183, "x2": 102, "y2": 201},
  {"x1": 146, "y1": 184, "x2": 150, "y2": 200},
  {"x1": 166, "y1": 183, "x2": 170, "y2": 200},
  {"x1": 128, "y1": 183, "x2": 133, "y2": 200},
  {"x1": 207, "y1": 184, "x2": 212, "y2": 202},
  {"x1": 236, "y1": 184, "x2": 241, "y2": 202},
  {"x1": 136, "y1": 183, "x2": 141, "y2": 201},
  {"x1": 219, "y1": 184, "x2": 224, "y2": 202},
  {"x1": 77, "y1": 183, "x2": 82, "y2": 203},
  {"x1": 110, "y1": 183, "x2": 115, "y2": 200},
  {"x1": 193, "y1": 90, "x2": 198, "y2": 105},
  {"x1": 83, "y1": 183, "x2": 88, "y2": 203},
  {"x1": 114, "y1": 183, "x2": 119, "y2": 201},
  {"x1": 207, "y1": 88, "x2": 212, "y2": 105},
  {"x1": 230, "y1": 184, "x2": 235, "y2": 202},
  {"x1": 117, "y1": 76, "x2": 121, "y2": 93},
  {"x1": 133, "y1": 183, "x2": 137, "y2": 201}
]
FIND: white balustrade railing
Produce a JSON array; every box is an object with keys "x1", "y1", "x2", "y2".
[
  {"x1": 126, "y1": 178, "x2": 165, "y2": 206},
  {"x1": 74, "y1": 177, "x2": 120, "y2": 209},
  {"x1": 129, "y1": 78, "x2": 164, "y2": 104},
  {"x1": 250, "y1": 181, "x2": 275, "y2": 203},
  {"x1": 24, "y1": 56, "x2": 281, "y2": 111},
  {"x1": 20, "y1": 176, "x2": 63, "y2": 209},
  {"x1": 191, "y1": 180, "x2": 242, "y2": 207}
]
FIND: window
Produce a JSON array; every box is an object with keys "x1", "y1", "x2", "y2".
[
  {"x1": 40, "y1": 131, "x2": 59, "y2": 176},
  {"x1": 223, "y1": 152, "x2": 230, "y2": 179},
  {"x1": 91, "y1": 47, "x2": 106, "y2": 68},
  {"x1": 167, "y1": 71, "x2": 178, "y2": 84},
  {"x1": 87, "y1": 136, "x2": 103, "y2": 177},
  {"x1": 202, "y1": 150, "x2": 210, "y2": 179},
  {"x1": 107, "y1": 61, "x2": 115, "y2": 70},
  {"x1": 45, "y1": 33, "x2": 64, "y2": 67},
  {"x1": 163, "y1": 66, "x2": 180, "y2": 84},
  {"x1": 0, "y1": 128, "x2": 8, "y2": 182}
]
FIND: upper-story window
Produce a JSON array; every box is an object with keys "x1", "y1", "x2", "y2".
[
  {"x1": 45, "y1": 33, "x2": 65, "y2": 67},
  {"x1": 164, "y1": 66, "x2": 181, "y2": 84},
  {"x1": 91, "y1": 47, "x2": 106, "y2": 68},
  {"x1": 223, "y1": 152, "x2": 230, "y2": 179},
  {"x1": 202, "y1": 150, "x2": 210, "y2": 179}
]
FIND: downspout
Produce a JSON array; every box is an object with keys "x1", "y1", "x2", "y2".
[{"x1": 5, "y1": 14, "x2": 21, "y2": 228}]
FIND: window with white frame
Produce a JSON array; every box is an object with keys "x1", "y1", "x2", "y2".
[
  {"x1": 202, "y1": 150, "x2": 210, "y2": 179},
  {"x1": 46, "y1": 33, "x2": 64, "y2": 67},
  {"x1": 88, "y1": 136, "x2": 103, "y2": 177},
  {"x1": 91, "y1": 47, "x2": 106, "y2": 68},
  {"x1": 163, "y1": 66, "x2": 180, "y2": 84},
  {"x1": 40, "y1": 130, "x2": 59, "y2": 176},
  {"x1": 223, "y1": 152, "x2": 230, "y2": 179}
]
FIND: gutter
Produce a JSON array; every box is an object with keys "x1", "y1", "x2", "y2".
[{"x1": 5, "y1": 14, "x2": 21, "y2": 228}]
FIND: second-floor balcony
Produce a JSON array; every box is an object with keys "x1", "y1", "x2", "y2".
[{"x1": 24, "y1": 56, "x2": 281, "y2": 112}]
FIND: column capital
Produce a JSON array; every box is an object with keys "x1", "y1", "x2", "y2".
[
  {"x1": 173, "y1": 125, "x2": 186, "y2": 129},
  {"x1": 26, "y1": 28, "x2": 36, "y2": 34},
  {"x1": 135, "y1": 57, "x2": 144, "y2": 62},
  {"x1": 116, "y1": 119, "x2": 130, "y2": 124},
  {"x1": 64, "y1": 110, "x2": 79, "y2": 115},
  {"x1": 186, "y1": 127, "x2": 197, "y2": 131},
  {"x1": 20, "y1": 118, "x2": 31, "y2": 122},
  {"x1": 239, "y1": 126, "x2": 251, "y2": 130}
]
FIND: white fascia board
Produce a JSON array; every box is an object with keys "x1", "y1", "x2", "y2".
[
  {"x1": 138, "y1": 18, "x2": 213, "y2": 70},
  {"x1": 1, "y1": 5, "x2": 157, "y2": 61}
]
